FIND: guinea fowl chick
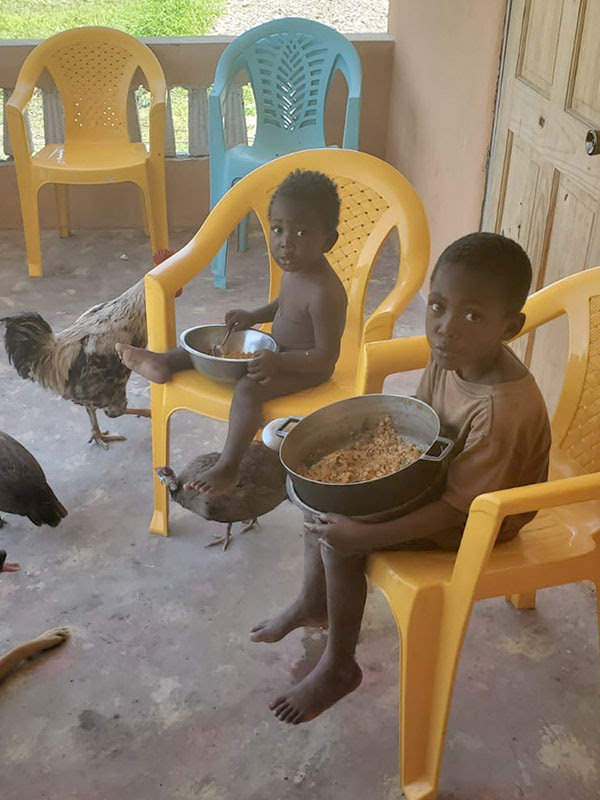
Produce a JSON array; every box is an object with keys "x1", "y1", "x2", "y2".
[
  {"x1": 0, "y1": 431, "x2": 67, "y2": 527},
  {"x1": 157, "y1": 442, "x2": 287, "y2": 551}
]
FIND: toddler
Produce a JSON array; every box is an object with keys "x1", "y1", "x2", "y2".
[{"x1": 117, "y1": 170, "x2": 348, "y2": 495}]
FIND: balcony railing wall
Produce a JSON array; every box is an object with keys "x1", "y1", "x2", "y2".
[{"x1": 0, "y1": 35, "x2": 394, "y2": 230}]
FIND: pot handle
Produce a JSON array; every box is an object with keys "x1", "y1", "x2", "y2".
[
  {"x1": 275, "y1": 417, "x2": 302, "y2": 438},
  {"x1": 421, "y1": 436, "x2": 453, "y2": 462}
]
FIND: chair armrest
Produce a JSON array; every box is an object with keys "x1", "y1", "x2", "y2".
[
  {"x1": 450, "y1": 472, "x2": 600, "y2": 595},
  {"x1": 5, "y1": 52, "x2": 41, "y2": 115},
  {"x1": 145, "y1": 269, "x2": 177, "y2": 353},
  {"x1": 518, "y1": 280, "x2": 566, "y2": 336},
  {"x1": 148, "y1": 93, "x2": 167, "y2": 158},
  {"x1": 363, "y1": 275, "x2": 425, "y2": 346},
  {"x1": 5, "y1": 82, "x2": 35, "y2": 116},
  {"x1": 5, "y1": 61, "x2": 41, "y2": 160},
  {"x1": 355, "y1": 335, "x2": 430, "y2": 394}
]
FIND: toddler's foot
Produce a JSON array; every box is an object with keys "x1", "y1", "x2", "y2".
[
  {"x1": 270, "y1": 657, "x2": 362, "y2": 724},
  {"x1": 115, "y1": 343, "x2": 171, "y2": 384},
  {"x1": 184, "y1": 463, "x2": 239, "y2": 496},
  {"x1": 251, "y1": 598, "x2": 327, "y2": 643}
]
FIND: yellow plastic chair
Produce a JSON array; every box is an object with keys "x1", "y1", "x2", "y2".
[
  {"x1": 145, "y1": 148, "x2": 430, "y2": 535},
  {"x1": 356, "y1": 266, "x2": 600, "y2": 800},
  {"x1": 6, "y1": 26, "x2": 169, "y2": 278}
]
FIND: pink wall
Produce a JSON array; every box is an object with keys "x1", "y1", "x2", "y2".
[{"x1": 385, "y1": 0, "x2": 506, "y2": 272}]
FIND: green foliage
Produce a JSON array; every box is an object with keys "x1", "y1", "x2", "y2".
[{"x1": 0, "y1": 0, "x2": 225, "y2": 39}]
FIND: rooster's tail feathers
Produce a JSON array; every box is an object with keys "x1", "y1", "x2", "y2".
[
  {"x1": 1, "y1": 312, "x2": 70, "y2": 393},
  {"x1": 2, "y1": 312, "x2": 54, "y2": 378}
]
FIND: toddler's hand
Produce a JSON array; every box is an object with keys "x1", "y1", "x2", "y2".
[
  {"x1": 225, "y1": 309, "x2": 255, "y2": 331},
  {"x1": 304, "y1": 513, "x2": 370, "y2": 554},
  {"x1": 247, "y1": 349, "x2": 279, "y2": 383}
]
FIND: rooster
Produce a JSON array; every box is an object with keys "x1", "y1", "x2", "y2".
[{"x1": 2, "y1": 250, "x2": 177, "y2": 448}]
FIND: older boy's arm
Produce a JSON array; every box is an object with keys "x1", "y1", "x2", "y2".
[
  {"x1": 305, "y1": 500, "x2": 467, "y2": 554},
  {"x1": 277, "y1": 292, "x2": 343, "y2": 374}
]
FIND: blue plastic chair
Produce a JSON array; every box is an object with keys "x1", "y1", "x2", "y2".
[{"x1": 208, "y1": 17, "x2": 362, "y2": 288}]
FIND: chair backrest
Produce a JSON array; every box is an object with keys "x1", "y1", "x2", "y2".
[
  {"x1": 17, "y1": 26, "x2": 164, "y2": 145},
  {"x1": 519, "y1": 267, "x2": 600, "y2": 474},
  {"x1": 213, "y1": 17, "x2": 362, "y2": 153},
  {"x1": 219, "y1": 149, "x2": 429, "y2": 368}
]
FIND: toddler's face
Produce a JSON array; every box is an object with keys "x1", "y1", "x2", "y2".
[
  {"x1": 426, "y1": 260, "x2": 523, "y2": 375},
  {"x1": 268, "y1": 195, "x2": 335, "y2": 272}
]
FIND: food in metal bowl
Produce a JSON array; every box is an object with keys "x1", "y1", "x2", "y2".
[
  {"x1": 179, "y1": 325, "x2": 277, "y2": 384},
  {"x1": 299, "y1": 416, "x2": 423, "y2": 484},
  {"x1": 220, "y1": 351, "x2": 253, "y2": 360}
]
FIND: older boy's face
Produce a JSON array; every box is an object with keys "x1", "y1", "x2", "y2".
[
  {"x1": 426, "y1": 261, "x2": 523, "y2": 377},
  {"x1": 269, "y1": 196, "x2": 336, "y2": 272}
]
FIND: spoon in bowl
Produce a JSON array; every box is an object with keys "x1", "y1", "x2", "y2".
[{"x1": 212, "y1": 326, "x2": 234, "y2": 357}]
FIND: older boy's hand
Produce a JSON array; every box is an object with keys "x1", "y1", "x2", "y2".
[
  {"x1": 304, "y1": 513, "x2": 371, "y2": 554},
  {"x1": 247, "y1": 349, "x2": 279, "y2": 383},
  {"x1": 225, "y1": 309, "x2": 256, "y2": 331}
]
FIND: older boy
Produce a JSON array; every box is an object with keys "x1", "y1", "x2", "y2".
[{"x1": 252, "y1": 232, "x2": 551, "y2": 725}]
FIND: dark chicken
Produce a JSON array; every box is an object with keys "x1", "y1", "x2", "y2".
[{"x1": 0, "y1": 431, "x2": 67, "y2": 527}]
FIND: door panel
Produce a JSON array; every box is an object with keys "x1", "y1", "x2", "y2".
[
  {"x1": 517, "y1": 0, "x2": 564, "y2": 96},
  {"x1": 483, "y1": 0, "x2": 600, "y2": 415},
  {"x1": 568, "y1": 0, "x2": 600, "y2": 126}
]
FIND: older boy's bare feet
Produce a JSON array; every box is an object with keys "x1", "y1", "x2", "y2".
[
  {"x1": 251, "y1": 599, "x2": 328, "y2": 643},
  {"x1": 184, "y1": 463, "x2": 239, "y2": 496},
  {"x1": 115, "y1": 343, "x2": 171, "y2": 384},
  {"x1": 270, "y1": 657, "x2": 362, "y2": 724}
]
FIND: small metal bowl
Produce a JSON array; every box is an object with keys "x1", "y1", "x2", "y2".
[{"x1": 179, "y1": 324, "x2": 278, "y2": 384}]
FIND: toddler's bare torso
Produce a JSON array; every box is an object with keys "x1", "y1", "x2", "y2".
[{"x1": 271, "y1": 268, "x2": 346, "y2": 355}]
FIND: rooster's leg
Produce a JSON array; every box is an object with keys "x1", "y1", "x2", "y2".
[
  {"x1": 205, "y1": 522, "x2": 233, "y2": 552},
  {"x1": 240, "y1": 518, "x2": 259, "y2": 534},
  {"x1": 86, "y1": 407, "x2": 126, "y2": 449},
  {"x1": 122, "y1": 408, "x2": 151, "y2": 418}
]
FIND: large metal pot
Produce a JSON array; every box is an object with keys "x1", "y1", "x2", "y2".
[{"x1": 275, "y1": 394, "x2": 453, "y2": 516}]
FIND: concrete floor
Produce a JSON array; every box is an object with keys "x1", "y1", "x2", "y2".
[{"x1": 0, "y1": 224, "x2": 599, "y2": 800}]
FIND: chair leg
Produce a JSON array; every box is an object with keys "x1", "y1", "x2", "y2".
[
  {"x1": 149, "y1": 387, "x2": 171, "y2": 536},
  {"x1": 506, "y1": 592, "x2": 537, "y2": 610},
  {"x1": 394, "y1": 582, "x2": 476, "y2": 800},
  {"x1": 237, "y1": 213, "x2": 249, "y2": 252},
  {"x1": 139, "y1": 187, "x2": 150, "y2": 237},
  {"x1": 54, "y1": 184, "x2": 71, "y2": 238},
  {"x1": 209, "y1": 168, "x2": 232, "y2": 289},
  {"x1": 396, "y1": 587, "x2": 448, "y2": 800},
  {"x1": 211, "y1": 242, "x2": 228, "y2": 289},
  {"x1": 143, "y1": 165, "x2": 169, "y2": 254},
  {"x1": 18, "y1": 182, "x2": 43, "y2": 278}
]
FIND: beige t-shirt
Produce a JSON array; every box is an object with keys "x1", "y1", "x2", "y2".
[{"x1": 415, "y1": 352, "x2": 551, "y2": 544}]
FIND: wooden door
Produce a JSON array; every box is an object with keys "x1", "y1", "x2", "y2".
[{"x1": 483, "y1": 0, "x2": 600, "y2": 415}]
